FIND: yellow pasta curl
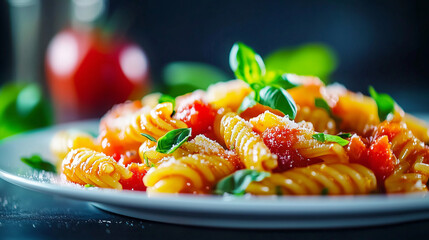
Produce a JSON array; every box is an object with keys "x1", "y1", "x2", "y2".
[
  {"x1": 249, "y1": 111, "x2": 349, "y2": 164},
  {"x1": 122, "y1": 102, "x2": 187, "y2": 143},
  {"x1": 220, "y1": 112, "x2": 278, "y2": 171},
  {"x1": 62, "y1": 148, "x2": 132, "y2": 189},
  {"x1": 384, "y1": 173, "x2": 428, "y2": 193},
  {"x1": 138, "y1": 135, "x2": 237, "y2": 166},
  {"x1": 295, "y1": 106, "x2": 337, "y2": 134},
  {"x1": 387, "y1": 123, "x2": 429, "y2": 175},
  {"x1": 246, "y1": 163, "x2": 377, "y2": 195},
  {"x1": 143, "y1": 154, "x2": 239, "y2": 194},
  {"x1": 50, "y1": 130, "x2": 97, "y2": 161}
]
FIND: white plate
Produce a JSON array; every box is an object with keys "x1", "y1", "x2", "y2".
[{"x1": 1, "y1": 119, "x2": 429, "y2": 229}]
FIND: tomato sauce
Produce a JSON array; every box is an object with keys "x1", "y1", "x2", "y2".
[
  {"x1": 262, "y1": 126, "x2": 322, "y2": 172},
  {"x1": 119, "y1": 163, "x2": 147, "y2": 191}
]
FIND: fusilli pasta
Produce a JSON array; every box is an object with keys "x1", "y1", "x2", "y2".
[
  {"x1": 143, "y1": 154, "x2": 240, "y2": 194},
  {"x1": 246, "y1": 163, "x2": 376, "y2": 195},
  {"x1": 220, "y1": 112, "x2": 278, "y2": 171},
  {"x1": 62, "y1": 148, "x2": 132, "y2": 189},
  {"x1": 250, "y1": 111, "x2": 349, "y2": 164}
]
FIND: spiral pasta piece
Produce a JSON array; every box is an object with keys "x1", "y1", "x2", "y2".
[
  {"x1": 246, "y1": 163, "x2": 377, "y2": 195},
  {"x1": 220, "y1": 112, "x2": 278, "y2": 171},
  {"x1": 384, "y1": 173, "x2": 428, "y2": 193},
  {"x1": 373, "y1": 122, "x2": 429, "y2": 193},
  {"x1": 374, "y1": 122, "x2": 429, "y2": 175},
  {"x1": 143, "y1": 154, "x2": 240, "y2": 194},
  {"x1": 295, "y1": 106, "x2": 337, "y2": 134},
  {"x1": 122, "y1": 102, "x2": 188, "y2": 143},
  {"x1": 138, "y1": 134, "x2": 239, "y2": 167},
  {"x1": 62, "y1": 148, "x2": 132, "y2": 189},
  {"x1": 50, "y1": 130, "x2": 97, "y2": 161},
  {"x1": 250, "y1": 111, "x2": 348, "y2": 164}
]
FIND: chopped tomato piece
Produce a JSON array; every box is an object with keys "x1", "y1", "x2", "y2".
[
  {"x1": 347, "y1": 135, "x2": 369, "y2": 167},
  {"x1": 98, "y1": 130, "x2": 124, "y2": 161},
  {"x1": 119, "y1": 163, "x2": 147, "y2": 191},
  {"x1": 372, "y1": 122, "x2": 402, "y2": 141},
  {"x1": 175, "y1": 99, "x2": 216, "y2": 137},
  {"x1": 368, "y1": 135, "x2": 396, "y2": 181},
  {"x1": 262, "y1": 126, "x2": 322, "y2": 172},
  {"x1": 118, "y1": 150, "x2": 141, "y2": 167}
]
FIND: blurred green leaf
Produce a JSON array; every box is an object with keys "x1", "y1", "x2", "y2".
[
  {"x1": 164, "y1": 62, "x2": 230, "y2": 97},
  {"x1": 265, "y1": 43, "x2": 337, "y2": 83},
  {"x1": 0, "y1": 83, "x2": 53, "y2": 139}
]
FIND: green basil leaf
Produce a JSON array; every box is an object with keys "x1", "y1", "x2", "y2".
[
  {"x1": 85, "y1": 184, "x2": 95, "y2": 188},
  {"x1": 337, "y1": 133, "x2": 352, "y2": 139},
  {"x1": 264, "y1": 72, "x2": 299, "y2": 90},
  {"x1": 368, "y1": 86, "x2": 395, "y2": 122},
  {"x1": 229, "y1": 42, "x2": 265, "y2": 84},
  {"x1": 158, "y1": 94, "x2": 176, "y2": 108},
  {"x1": 314, "y1": 97, "x2": 342, "y2": 123},
  {"x1": 141, "y1": 133, "x2": 157, "y2": 142},
  {"x1": 314, "y1": 98, "x2": 332, "y2": 115},
  {"x1": 0, "y1": 83, "x2": 53, "y2": 140},
  {"x1": 312, "y1": 133, "x2": 349, "y2": 146},
  {"x1": 21, "y1": 155, "x2": 57, "y2": 173},
  {"x1": 265, "y1": 43, "x2": 337, "y2": 84},
  {"x1": 214, "y1": 169, "x2": 270, "y2": 195},
  {"x1": 258, "y1": 86, "x2": 297, "y2": 120},
  {"x1": 156, "y1": 128, "x2": 192, "y2": 154},
  {"x1": 237, "y1": 93, "x2": 257, "y2": 114}
]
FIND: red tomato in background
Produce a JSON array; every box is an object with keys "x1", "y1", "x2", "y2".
[{"x1": 46, "y1": 28, "x2": 150, "y2": 122}]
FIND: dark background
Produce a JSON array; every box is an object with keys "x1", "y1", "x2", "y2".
[{"x1": 0, "y1": 0, "x2": 428, "y2": 111}]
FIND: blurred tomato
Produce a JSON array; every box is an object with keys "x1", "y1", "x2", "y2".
[{"x1": 46, "y1": 28, "x2": 150, "y2": 122}]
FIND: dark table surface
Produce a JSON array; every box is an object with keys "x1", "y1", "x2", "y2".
[{"x1": 1, "y1": 179, "x2": 429, "y2": 240}]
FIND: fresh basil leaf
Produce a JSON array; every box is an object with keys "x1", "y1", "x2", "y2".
[
  {"x1": 321, "y1": 187, "x2": 329, "y2": 196},
  {"x1": 85, "y1": 184, "x2": 95, "y2": 188},
  {"x1": 314, "y1": 98, "x2": 332, "y2": 115},
  {"x1": 368, "y1": 86, "x2": 395, "y2": 122},
  {"x1": 237, "y1": 94, "x2": 257, "y2": 114},
  {"x1": 314, "y1": 97, "x2": 342, "y2": 123},
  {"x1": 258, "y1": 86, "x2": 297, "y2": 120},
  {"x1": 312, "y1": 133, "x2": 349, "y2": 146},
  {"x1": 264, "y1": 72, "x2": 299, "y2": 90},
  {"x1": 158, "y1": 94, "x2": 176, "y2": 108},
  {"x1": 21, "y1": 155, "x2": 57, "y2": 173},
  {"x1": 141, "y1": 133, "x2": 157, "y2": 142},
  {"x1": 156, "y1": 128, "x2": 192, "y2": 154},
  {"x1": 265, "y1": 43, "x2": 337, "y2": 84},
  {"x1": 0, "y1": 83, "x2": 53, "y2": 140},
  {"x1": 337, "y1": 133, "x2": 352, "y2": 139},
  {"x1": 229, "y1": 42, "x2": 265, "y2": 84},
  {"x1": 214, "y1": 169, "x2": 270, "y2": 195}
]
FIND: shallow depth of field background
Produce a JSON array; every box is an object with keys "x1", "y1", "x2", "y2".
[{"x1": 0, "y1": 0, "x2": 427, "y2": 138}]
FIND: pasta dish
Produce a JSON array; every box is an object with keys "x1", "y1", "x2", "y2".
[{"x1": 46, "y1": 43, "x2": 429, "y2": 196}]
